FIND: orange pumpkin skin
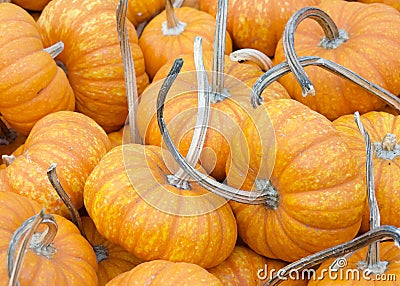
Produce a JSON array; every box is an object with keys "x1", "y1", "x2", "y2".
[
  {"x1": 333, "y1": 112, "x2": 400, "y2": 233},
  {"x1": 2, "y1": 111, "x2": 111, "y2": 216},
  {"x1": 0, "y1": 3, "x2": 74, "y2": 135},
  {"x1": 84, "y1": 144, "x2": 237, "y2": 268},
  {"x1": 106, "y1": 260, "x2": 223, "y2": 285},
  {"x1": 226, "y1": 99, "x2": 365, "y2": 262},
  {"x1": 0, "y1": 192, "x2": 98, "y2": 286},
  {"x1": 12, "y1": 0, "x2": 51, "y2": 11},
  {"x1": 37, "y1": 0, "x2": 149, "y2": 132},
  {"x1": 82, "y1": 216, "x2": 142, "y2": 286},
  {"x1": 198, "y1": 0, "x2": 321, "y2": 57},
  {"x1": 274, "y1": 0, "x2": 400, "y2": 120},
  {"x1": 137, "y1": 52, "x2": 289, "y2": 181},
  {"x1": 208, "y1": 245, "x2": 308, "y2": 286},
  {"x1": 107, "y1": 127, "x2": 124, "y2": 149},
  {"x1": 139, "y1": 7, "x2": 233, "y2": 79},
  {"x1": 308, "y1": 242, "x2": 400, "y2": 285},
  {"x1": 126, "y1": 0, "x2": 165, "y2": 26},
  {"x1": 356, "y1": 0, "x2": 400, "y2": 11}
]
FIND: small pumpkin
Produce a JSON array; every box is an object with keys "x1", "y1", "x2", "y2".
[
  {"x1": 37, "y1": 0, "x2": 149, "y2": 132},
  {"x1": 0, "y1": 3, "x2": 74, "y2": 135},
  {"x1": 106, "y1": 260, "x2": 223, "y2": 285},
  {"x1": 333, "y1": 111, "x2": 400, "y2": 233},
  {"x1": 139, "y1": 0, "x2": 232, "y2": 79},
  {"x1": 0, "y1": 192, "x2": 98, "y2": 285},
  {"x1": 12, "y1": 0, "x2": 51, "y2": 11},
  {"x1": 226, "y1": 99, "x2": 365, "y2": 262},
  {"x1": 274, "y1": 0, "x2": 400, "y2": 120},
  {"x1": 1, "y1": 111, "x2": 111, "y2": 216}
]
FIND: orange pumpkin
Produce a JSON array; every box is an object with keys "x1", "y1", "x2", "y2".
[
  {"x1": 198, "y1": 0, "x2": 321, "y2": 57},
  {"x1": 139, "y1": 0, "x2": 232, "y2": 79},
  {"x1": 208, "y1": 245, "x2": 308, "y2": 286},
  {"x1": 226, "y1": 99, "x2": 365, "y2": 262},
  {"x1": 107, "y1": 127, "x2": 125, "y2": 149},
  {"x1": 37, "y1": 0, "x2": 149, "y2": 132},
  {"x1": 106, "y1": 260, "x2": 223, "y2": 285},
  {"x1": 84, "y1": 144, "x2": 237, "y2": 268},
  {"x1": 356, "y1": 0, "x2": 400, "y2": 11},
  {"x1": 0, "y1": 3, "x2": 74, "y2": 135},
  {"x1": 2, "y1": 111, "x2": 111, "y2": 216},
  {"x1": 333, "y1": 111, "x2": 400, "y2": 233},
  {"x1": 274, "y1": 0, "x2": 400, "y2": 120},
  {"x1": 12, "y1": 0, "x2": 51, "y2": 11},
  {"x1": 137, "y1": 51, "x2": 289, "y2": 181},
  {"x1": 0, "y1": 192, "x2": 98, "y2": 285}
]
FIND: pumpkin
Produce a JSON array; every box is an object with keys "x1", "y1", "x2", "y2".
[
  {"x1": 355, "y1": 0, "x2": 400, "y2": 11},
  {"x1": 198, "y1": 0, "x2": 321, "y2": 57},
  {"x1": 106, "y1": 260, "x2": 223, "y2": 285},
  {"x1": 274, "y1": 0, "x2": 400, "y2": 120},
  {"x1": 107, "y1": 127, "x2": 125, "y2": 149},
  {"x1": 0, "y1": 3, "x2": 74, "y2": 135},
  {"x1": 126, "y1": 0, "x2": 166, "y2": 27},
  {"x1": 12, "y1": 0, "x2": 51, "y2": 11},
  {"x1": 226, "y1": 99, "x2": 365, "y2": 262},
  {"x1": 0, "y1": 192, "x2": 98, "y2": 285},
  {"x1": 137, "y1": 50, "x2": 289, "y2": 181},
  {"x1": 1, "y1": 111, "x2": 111, "y2": 216},
  {"x1": 208, "y1": 245, "x2": 308, "y2": 286},
  {"x1": 333, "y1": 111, "x2": 400, "y2": 233},
  {"x1": 139, "y1": 0, "x2": 232, "y2": 79},
  {"x1": 37, "y1": 0, "x2": 149, "y2": 132},
  {"x1": 84, "y1": 144, "x2": 237, "y2": 268}
]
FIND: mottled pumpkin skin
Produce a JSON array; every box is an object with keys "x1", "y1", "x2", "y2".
[
  {"x1": 227, "y1": 99, "x2": 365, "y2": 262},
  {"x1": 82, "y1": 216, "x2": 142, "y2": 286},
  {"x1": 84, "y1": 144, "x2": 237, "y2": 268},
  {"x1": 137, "y1": 51, "x2": 289, "y2": 181},
  {"x1": 0, "y1": 3, "x2": 74, "y2": 135},
  {"x1": 356, "y1": 0, "x2": 400, "y2": 11},
  {"x1": 208, "y1": 245, "x2": 308, "y2": 286},
  {"x1": 308, "y1": 242, "x2": 400, "y2": 285},
  {"x1": 2, "y1": 111, "x2": 111, "y2": 216},
  {"x1": 274, "y1": 0, "x2": 400, "y2": 120},
  {"x1": 106, "y1": 260, "x2": 223, "y2": 285},
  {"x1": 126, "y1": 0, "x2": 165, "y2": 26},
  {"x1": 37, "y1": 0, "x2": 149, "y2": 132},
  {"x1": 12, "y1": 0, "x2": 51, "y2": 11},
  {"x1": 199, "y1": 0, "x2": 321, "y2": 57},
  {"x1": 107, "y1": 127, "x2": 124, "y2": 149},
  {"x1": 334, "y1": 112, "x2": 400, "y2": 233},
  {"x1": 139, "y1": 7, "x2": 233, "y2": 79},
  {"x1": 0, "y1": 192, "x2": 98, "y2": 286}
]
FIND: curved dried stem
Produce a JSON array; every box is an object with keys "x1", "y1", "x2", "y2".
[
  {"x1": 167, "y1": 36, "x2": 210, "y2": 189},
  {"x1": 375, "y1": 133, "x2": 400, "y2": 160},
  {"x1": 230, "y1": 48, "x2": 274, "y2": 72},
  {"x1": 354, "y1": 112, "x2": 388, "y2": 274},
  {"x1": 7, "y1": 210, "x2": 58, "y2": 286},
  {"x1": 0, "y1": 117, "x2": 17, "y2": 145},
  {"x1": 251, "y1": 56, "x2": 400, "y2": 113},
  {"x1": 157, "y1": 59, "x2": 277, "y2": 204},
  {"x1": 283, "y1": 7, "x2": 348, "y2": 96},
  {"x1": 266, "y1": 225, "x2": 400, "y2": 286},
  {"x1": 117, "y1": 0, "x2": 141, "y2": 144},
  {"x1": 211, "y1": 0, "x2": 229, "y2": 102},
  {"x1": 163, "y1": 0, "x2": 186, "y2": 35},
  {"x1": 2, "y1": 155, "x2": 16, "y2": 166},
  {"x1": 0, "y1": 0, "x2": 11, "y2": 3},
  {"x1": 47, "y1": 163, "x2": 87, "y2": 239},
  {"x1": 43, "y1": 41, "x2": 64, "y2": 59}
]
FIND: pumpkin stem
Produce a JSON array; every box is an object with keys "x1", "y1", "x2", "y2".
[
  {"x1": 230, "y1": 49, "x2": 274, "y2": 72},
  {"x1": 265, "y1": 225, "x2": 400, "y2": 285},
  {"x1": 0, "y1": 0, "x2": 12, "y2": 3},
  {"x1": 251, "y1": 56, "x2": 400, "y2": 113},
  {"x1": 173, "y1": 0, "x2": 185, "y2": 8},
  {"x1": 43, "y1": 41, "x2": 64, "y2": 59},
  {"x1": 157, "y1": 58, "x2": 277, "y2": 204},
  {"x1": 374, "y1": 133, "x2": 400, "y2": 160},
  {"x1": 2, "y1": 154, "x2": 16, "y2": 166},
  {"x1": 7, "y1": 210, "x2": 58, "y2": 286},
  {"x1": 47, "y1": 163, "x2": 87, "y2": 239},
  {"x1": 0, "y1": 117, "x2": 17, "y2": 146},
  {"x1": 117, "y1": 0, "x2": 141, "y2": 144},
  {"x1": 282, "y1": 7, "x2": 348, "y2": 97},
  {"x1": 163, "y1": 0, "x2": 187, "y2": 35},
  {"x1": 210, "y1": 0, "x2": 229, "y2": 103},
  {"x1": 354, "y1": 112, "x2": 388, "y2": 275},
  {"x1": 167, "y1": 37, "x2": 211, "y2": 189}
]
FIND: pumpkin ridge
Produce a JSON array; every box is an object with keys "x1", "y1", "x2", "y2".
[{"x1": 0, "y1": 36, "x2": 42, "y2": 56}]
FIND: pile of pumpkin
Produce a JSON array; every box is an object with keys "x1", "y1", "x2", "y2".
[{"x1": 0, "y1": 0, "x2": 400, "y2": 285}]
